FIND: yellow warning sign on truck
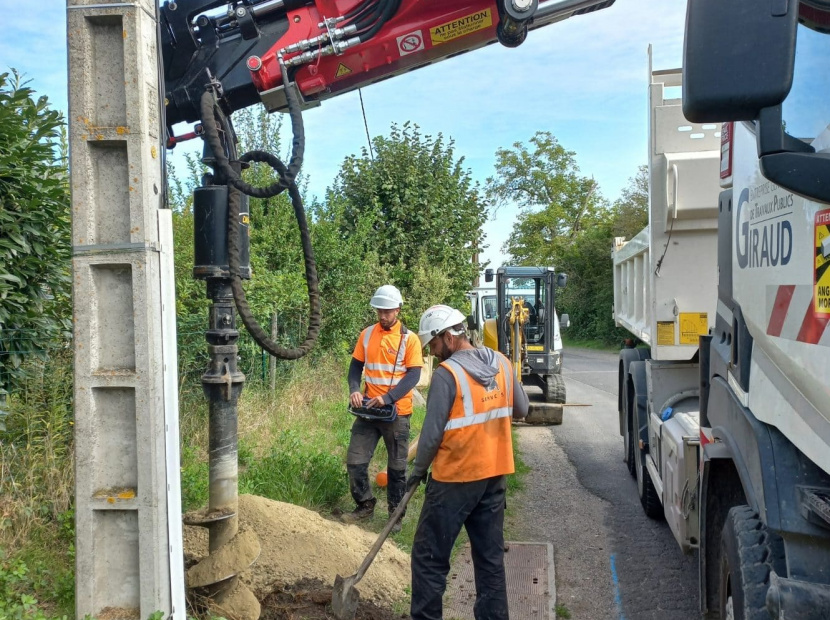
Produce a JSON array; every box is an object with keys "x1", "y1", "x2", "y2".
[
  {"x1": 657, "y1": 321, "x2": 674, "y2": 346},
  {"x1": 815, "y1": 209, "x2": 830, "y2": 314},
  {"x1": 679, "y1": 313, "x2": 708, "y2": 345},
  {"x1": 430, "y1": 9, "x2": 491, "y2": 45}
]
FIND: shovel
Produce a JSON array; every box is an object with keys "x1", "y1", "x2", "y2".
[{"x1": 332, "y1": 484, "x2": 418, "y2": 620}]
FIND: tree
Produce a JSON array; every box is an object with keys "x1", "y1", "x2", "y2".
[
  {"x1": 612, "y1": 164, "x2": 648, "y2": 239},
  {"x1": 329, "y1": 122, "x2": 486, "y2": 308},
  {"x1": 0, "y1": 72, "x2": 71, "y2": 402},
  {"x1": 487, "y1": 131, "x2": 604, "y2": 263}
]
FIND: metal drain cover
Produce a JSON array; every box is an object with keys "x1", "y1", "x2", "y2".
[{"x1": 444, "y1": 542, "x2": 555, "y2": 619}]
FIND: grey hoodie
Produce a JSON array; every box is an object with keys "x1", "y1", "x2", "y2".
[{"x1": 410, "y1": 346, "x2": 529, "y2": 480}]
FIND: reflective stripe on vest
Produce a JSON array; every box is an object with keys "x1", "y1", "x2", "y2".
[
  {"x1": 363, "y1": 325, "x2": 408, "y2": 374},
  {"x1": 431, "y1": 351, "x2": 515, "y2": 482},
  {"x1": 359, "y1": 322, "x2": 414, "y2": 415},
  {"x1": 441, "y1": 355, "x2": 513, "y2": 431}
]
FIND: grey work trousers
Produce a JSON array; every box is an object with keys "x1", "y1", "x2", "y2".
[
  {"x1": 411, "y1": 475, "x2": 509, "y2": 620},
  {"x1": 346, "y1": 415, "x2": 410, "y2": 512}
]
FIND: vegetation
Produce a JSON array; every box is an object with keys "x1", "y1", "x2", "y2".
[
  {"x1": 0, "y1": 72, "x2": 70, "y2": 404},
  {"x1": 488, "y1": 134, "x2": 647, "y2": 344},
  {"x1": 327, "y1": 121, "x2": 487, "y2": 324}
]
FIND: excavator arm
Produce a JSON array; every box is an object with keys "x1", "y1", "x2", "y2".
[{"x1": 161, "y1": 0, "x2": 615, "y2": 126}]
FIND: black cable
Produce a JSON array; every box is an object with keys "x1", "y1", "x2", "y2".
[
  {"x1": 358, "y1": 88, "x2": 374, "y2": 160},
  {"x1": 199, "y1": 66, "x2": 320, "y2": 360},
  {"x1": 344, "y1": 0, "x2": 380, "y2": 22},
  {"x1": 358, "y1": 0, "x2": 400, "y2": 41}
]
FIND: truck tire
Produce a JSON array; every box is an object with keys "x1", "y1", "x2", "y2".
[
  {"x1": 624, "y1": 377, "x2": 636, "y2": 477},
  {"x1": 620, "y1": 348, "x2": 650, "y2": 477},
  {"x1": 543, "y1": 373, "x2": 566, "y2": 404},
  {"x1": 719, "y1": 505, "x2": 785, "y2": 620},
  {"x1": 632, "y1": 361, "x2": 662, "y2": 520}
]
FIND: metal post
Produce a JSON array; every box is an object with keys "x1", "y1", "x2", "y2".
[
  {"x1": 270, "y1": 312, "x2": 277, "y2": 390},
  {"x1": 67, "y1": 0, "x2": 185, "y2": 616}
]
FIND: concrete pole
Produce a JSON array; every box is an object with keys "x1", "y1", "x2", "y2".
[{"x1": 67, "y1": 0, "x2": 185, "y2": 617}]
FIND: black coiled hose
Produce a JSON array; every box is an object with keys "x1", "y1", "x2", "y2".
[{"x1": 198, "y1": 64, "x2": 321, "y2": 360}]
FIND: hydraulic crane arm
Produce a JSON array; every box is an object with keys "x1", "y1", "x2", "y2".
[{"x1": 161, "y1": 0, "x2": 615, "y2": 126}]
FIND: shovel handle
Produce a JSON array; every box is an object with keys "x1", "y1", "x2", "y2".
[{"x1": 353, "y1": 484, "x2": 419, "y2": 584}]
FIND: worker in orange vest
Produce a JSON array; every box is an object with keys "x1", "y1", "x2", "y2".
[
  {"x1": 342, "y1": 285, "x2": 423, "y2": 530},
  {"x1": 408, "y1": 304, "x2": 529, "y2": 620}
]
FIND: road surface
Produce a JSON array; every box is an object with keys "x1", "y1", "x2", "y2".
[{"x1": 508, "y1": 347, "x2": 699, "y2": 620}]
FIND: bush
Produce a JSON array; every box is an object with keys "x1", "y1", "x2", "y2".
[{"x1": 240, "y1": 429, "x2": 348, "y2": 509}]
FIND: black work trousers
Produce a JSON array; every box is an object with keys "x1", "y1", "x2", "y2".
[
  {"x1": 411, "y1": 475, "x2": 509, "y2": 620},
  {"x1": 346, "y1": 415, "x2": 410, "y2": 512}
]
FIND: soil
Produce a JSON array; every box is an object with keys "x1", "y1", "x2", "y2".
[
  {"x1": 259, "y1": 579, "x2": 407, "y2": 620},
  {"x1": 183, "y1": 495, "x2": 411, "y2": 618}
]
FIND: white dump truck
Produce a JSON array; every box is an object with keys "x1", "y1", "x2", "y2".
[{"x1": 614, "y1": 3, "x2": 830, "y2": 615}]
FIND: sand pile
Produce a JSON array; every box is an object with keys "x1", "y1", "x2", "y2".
[{"x1": 183, "y1": 494, "x2": 411, "y2": 607}]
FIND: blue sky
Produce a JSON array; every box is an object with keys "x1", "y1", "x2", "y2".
[{"x1": 1, "y1": 0, "x2": 688, "y2": 267}]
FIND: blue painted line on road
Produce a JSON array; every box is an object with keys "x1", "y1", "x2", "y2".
[{"x1": 610, "y1": 553, "x2": 627, "y2": 620}]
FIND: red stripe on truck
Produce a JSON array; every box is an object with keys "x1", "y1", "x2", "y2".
[
  {"x1": 767, "y1": 285, "x2": 795, "y2": 337},
  {"x1": 797, "y1": 295, "x2": 830, "y2": 344}
]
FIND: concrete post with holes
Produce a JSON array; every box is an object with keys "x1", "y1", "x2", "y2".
[{"x1": 66, "y1": 0, "x2": 185, "y2": 617}]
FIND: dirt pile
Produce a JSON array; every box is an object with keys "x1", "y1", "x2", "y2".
[{"x1": 183, "y1": 494, "x2": 411, "y2": 610}]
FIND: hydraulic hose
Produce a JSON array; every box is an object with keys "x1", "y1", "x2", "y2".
[
  {"x1": 199, "y1": 62, "x2": 304, "y2": 197},
  {"x1": 198, "y1": 64, "x2": 321, "y2": 360}
]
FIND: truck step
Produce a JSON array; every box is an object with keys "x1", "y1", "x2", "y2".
[{"x1": 799, "y1": 487, "x2": 830, "y2": 529}]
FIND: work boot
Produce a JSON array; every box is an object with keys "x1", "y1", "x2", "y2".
[
  {"x1": 390, "y1": 515, "x2": 403, "y2": 533},
  {"x1": 340, "y1": 498, "x2": 376, "y2": 524}
]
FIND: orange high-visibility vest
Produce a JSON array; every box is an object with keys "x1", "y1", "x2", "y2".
[
  {"x1": 353, "y1": 322, "x2": 423, "y2": 416},
  {"x1": 431, "y1": 352, "x2": 515, "y2": 482}
]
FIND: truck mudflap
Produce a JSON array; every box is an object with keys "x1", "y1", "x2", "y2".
[{"x1": 767, "y1": 572, "x2": 830, "y2": 618}]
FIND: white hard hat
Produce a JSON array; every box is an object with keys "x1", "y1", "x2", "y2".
[
  {"x1": 418, "y1": 304, "x2": 467, "y2": 347},
  {"x1": 370, "y1": 284, "x2": 403, "y2": 309}
]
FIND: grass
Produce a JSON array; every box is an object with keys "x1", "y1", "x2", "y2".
[{"x1": 0, "y1": 351, "x2": 75, "y2": 619}]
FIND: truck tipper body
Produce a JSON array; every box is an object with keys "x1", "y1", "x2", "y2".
[{"x1": 615, "y1": 27, "x2": 830, "y2": 618}]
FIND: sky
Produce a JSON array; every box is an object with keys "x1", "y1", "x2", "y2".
[{"x1": 0, "y1": 0, "x2": 689, "y2": 268}]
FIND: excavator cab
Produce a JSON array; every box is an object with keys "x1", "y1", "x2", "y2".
[{"x1": 482, "y1": 266, "x2": 568, "y2": 403}]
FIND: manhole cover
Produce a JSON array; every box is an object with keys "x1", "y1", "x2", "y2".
[{"x1": 444, "y1": 541, "x2": 555, "y2": 619}]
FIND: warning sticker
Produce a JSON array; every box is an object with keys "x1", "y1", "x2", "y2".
[
  {"x1": 335, "y1": 63, "x2": 352, "y2": 78},
  {"x1": 430, "y1": 9, "x2": 492, "y2": 45},
  {"x1": 527, "y1": 345, "x2": 544, "y2": 352},
  {"x1": 397, "y1": 30, "x2": 424, "y2": 56},
  {"x1": 657, "y1": 321, "x2": 674, "y2": 346},
  {"x1": 816, "y1": 209, "x2": 830, "y2": 314},
  {"x1": 679, "y1": 313, "x2": 708, "y2": 345}
]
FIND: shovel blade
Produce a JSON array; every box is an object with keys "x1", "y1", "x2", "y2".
[{"x1": 332, "y1": 573, "x2": 360, "y2": 620}]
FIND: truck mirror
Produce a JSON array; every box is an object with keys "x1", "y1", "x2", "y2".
[
  {"x1": 682, "y1": 0, "x2": 797, "y2": 122},
  {"x1": 484, "y1": 268, "x2": 494, "y2": 283},
  {"x1": 466, "y1": 314, "x2": 476, "y2": 332},
  {"x1": 557, "y1": 273, "x2": 568, "y2": 288},
  {"x1": 560, "y1": 314, "x2": 570, "y2": 329}
]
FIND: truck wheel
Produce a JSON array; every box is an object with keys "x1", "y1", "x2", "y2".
[
  {"x1": 719, "y1": 506, "x2": 785, "y2": 620},
  {"x1": 624, "y1": 378, "x2": 636, "y2": 477},
  {"x1": 543, "y1": 373, "x2": 566, "y2": 404},
  {"x1": 632, "y1": 363, "x2": 662, "y2": 519}
]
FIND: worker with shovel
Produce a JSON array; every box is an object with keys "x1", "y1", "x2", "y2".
[
  {"x1": 342, "y1": 284, "x2": 423, "y2": 531},
  {"x1": 408, "y1": 304, "x2": 529, "y2": 620}
]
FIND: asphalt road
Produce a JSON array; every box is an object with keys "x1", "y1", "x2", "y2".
[{"x1": 508, "y1": 347, "x2": 699, "y2": 620}]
